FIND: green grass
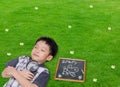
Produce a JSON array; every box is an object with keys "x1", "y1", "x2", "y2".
[{"x1": 0, "y1": 0, "x2": 120, "y2": 87}]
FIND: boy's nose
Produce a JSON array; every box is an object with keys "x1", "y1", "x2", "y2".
[{"x1": 35, "y1": 49, "x2": 39, "y2": 53}]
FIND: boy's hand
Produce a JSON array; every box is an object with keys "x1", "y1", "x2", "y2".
[
  {"x1": 4, "y1": 66, "x2": 17, "y2": 77},
  {"x1": 18, "y1": 70, "x2": 34, "y2": 81}
]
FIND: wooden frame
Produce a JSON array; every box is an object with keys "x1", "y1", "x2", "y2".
[{"x1": 54, "y1": 58, "x2": 86, "y2": 82}]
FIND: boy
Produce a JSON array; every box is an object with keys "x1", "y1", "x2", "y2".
[{"x1": 2, "y1": 36, "x2": 58, "y2": 87}]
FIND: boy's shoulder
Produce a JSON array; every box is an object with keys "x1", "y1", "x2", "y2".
[
  {"x1": 18, "y1": 55, "x2": 30, "y2": 61},
  {"x1": 14, "y1": 56, "x2": 30, "y2": 66},
  {"x1": 18, "y1": 55, "x2": 30, "y2": 59}
]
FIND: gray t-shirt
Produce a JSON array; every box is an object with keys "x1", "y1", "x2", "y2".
[{"x1": 4, "y1": 56, "x2": 49, "y2": 87}]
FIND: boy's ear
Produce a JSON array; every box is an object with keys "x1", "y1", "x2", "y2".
[{"x1": 46, "y1": 55, "x2": 53, "y2": 61}]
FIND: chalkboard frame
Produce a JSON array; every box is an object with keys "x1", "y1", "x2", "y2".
[{"x1": 54, "y1": 58, "x2": 86, "y2": 82}]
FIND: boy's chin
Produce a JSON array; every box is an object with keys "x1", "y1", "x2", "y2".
[{"x1": 31, "y1": 57, "x2": 38, "y2": 61}]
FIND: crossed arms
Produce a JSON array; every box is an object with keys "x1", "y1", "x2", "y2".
[{"x1": 2, "y1": 66, "x2": 38, "y2": 87}]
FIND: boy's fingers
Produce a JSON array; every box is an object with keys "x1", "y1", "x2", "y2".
[
  {"x1": 27, "y1": 74, "x2": 34, "y2": 80},
  {"x1": 28, "y1": 72, "x2": 34, "y2": 77},
  {"x1": 27, "y1": 72, "x2": 34, "y2": 78}
]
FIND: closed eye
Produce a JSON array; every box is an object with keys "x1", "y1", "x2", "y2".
[{"x1": 41, "y1": 49, "x2": 45, "y2": 52}]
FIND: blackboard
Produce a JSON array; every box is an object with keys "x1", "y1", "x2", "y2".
[{"x1": 55, "y1": 58, "x2": 86, "y2": 82}]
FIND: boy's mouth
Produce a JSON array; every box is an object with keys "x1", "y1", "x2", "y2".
[{"x1": 33, "y1": 53, "x2": 39, "y2": 57}]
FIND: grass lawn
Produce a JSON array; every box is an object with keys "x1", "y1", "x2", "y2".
[{"x1": 0, "y1": 0, "x2": 120, "y2": 87}]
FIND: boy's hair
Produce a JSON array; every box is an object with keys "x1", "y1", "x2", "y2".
[{"x1": 35, "y1": 37, "x2": 58, "y2": 57}]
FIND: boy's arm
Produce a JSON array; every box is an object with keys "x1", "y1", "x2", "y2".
[
  {"x1": 2, "y1": 67, "x2": 34, "y2": 81},
  {"x1": 3, "y1": 66, "x2": 38, "y2": 87},
  {"x1": 2, "y1": 58, "x2": 19, "y2": 78},
  {"x1": 2, "y1": 67, "x2": 11, "y2": 78},
  {"x1": 18, "y1": 70, "x2": 34, "y2": 80}
]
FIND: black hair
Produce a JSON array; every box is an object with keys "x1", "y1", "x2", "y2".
[{"x1": 35, "y1": 37, "x2": 58, "y2": 57}]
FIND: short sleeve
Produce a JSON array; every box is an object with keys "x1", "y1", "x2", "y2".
[
  {"x1": 5, "y1": 58, "x2": 19, "y2": 67},
  {"x1": 32, "y1": 71, "x2": 49, "y2": 87}
]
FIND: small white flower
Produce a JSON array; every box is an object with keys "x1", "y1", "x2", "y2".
[
  {"x1": 7, "y1": 53, "x2": 11, "y2": 56},
  {"x1": 68, "y1": 25, "x2": 72, "y2": 29},
  {"x1": 19, "y1": 42, "x2": 24, "y2": 46},
  {"x1": 34, "y1": 6, "x2": 39, "y2": 10},
  {"x1": 111, "y1": 65, "x2": 116, "y2": 69},
  {"x1": 89, "y1": 5, "x2": 93, "y2": 8},
  {"x1": 108, "y1": 27, "x2": 112, "y2": 30},
  {"x1": 58, "y1": 74, "x2": 62, "y2": 78},
  {"x1": 78, "y1": 75, "x2": 82, "y2": 80},
  {"x1": 70, "y1": 50, "x2": 74, "y2": 54},
  {"x1": 93, "y1": 78, "x2": 97, "y2": 82},
  {"x1": 5, "y1": 28, "x2": 9, "y2": 32}
]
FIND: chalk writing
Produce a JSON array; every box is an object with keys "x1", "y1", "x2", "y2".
[
  {"x1": 62, "y1": 64, "x2": 79, "y2": 77},
  {"x1": 62, "y1": 60, "x2": 77, "y2": 65}
]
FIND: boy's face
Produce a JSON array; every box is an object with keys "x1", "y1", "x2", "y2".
[{"x1": 31, "y1": 41, "x2": 53, "y2": 63}]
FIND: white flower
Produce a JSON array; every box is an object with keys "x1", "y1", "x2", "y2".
[
  {"x1": 78, "y1": 75, "x2": 82, "y2": 80},
  {"x1": 7, "y1": 53, "x2": 11, "y2": 56},
  {"x1": 111, "y1": 65, "x2": 116, "y2": 69},
  {"x1": 93, "y1": 78, "x2": 97, "y2": 82},
  {"x1": 68, "y1": 25, "x2": 72, "y2": 29},
  {"x1": 19, "y1": 42, "x2": 24, "y2": 46},
  {"x1": 89, "y1": 5, "x2": 93, "y2": 8},
  {"x1": 108, "y1": 27, "x2": 112, "y2": 30},
  {"x1": 58, "y1": 74, "x2": 62, "y2": 78},
  {"x1": 5, "y1": 28, "x2": 9, "y2": 32},
  {"x1": 70, "y1": 50, "x2": 74, "y2": 54},
  {"x1": 34, "y1": 6, "x2": 39, "y2": 10}
]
